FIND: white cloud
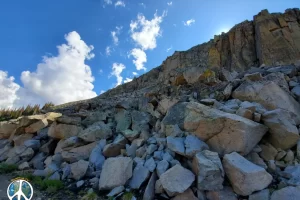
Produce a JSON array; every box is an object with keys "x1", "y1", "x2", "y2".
[
  {"x1": 130, "y1": 11, "x2": 166, "y2": 50},
  {"x1": 132, "y1": 72, "x2": 138, "y2": 76},
  {"x1": 104, "y1": 0, "x2": 112, "y2": 4},
  {"x1": 13, "y1": 31, "x2": 97, "y2": 107},
  {"x1": 166, "y1": 46, "x2": 172, "y2": 52},
  {"x1": 130, "y1": 48, "x2": 147, "y2": 71},
  {"x1": 111, "y1": 26, "x2": 122, "y2": 46},
  {"x1": 167, "y1": 2, "x2": 172, "y2": 6},
  {"x1": 124, "y1": 78, "x2": 132, "y2": 83},
  {"x1": 106, "y1": 46, "x2": 112, "y2": 56},
  {"x1": 183, "y1": 19, "x2": 195, "y2": 26},
  {"x1": 111, "y1": 63, "x2": 126, "y2": 87},
  {"x1": 0, "y1": 71, "x2": 20, "y2": 108},
  {"x1": 99, "y1": 69, "x2": 103, "y2": 74},
  {"x1": 115, "y1": 1, "x2": 125, "y2": 7}
]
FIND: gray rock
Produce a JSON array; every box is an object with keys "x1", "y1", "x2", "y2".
[
  {"x1": 192, "y1": 150, "x2": 224, "y2": 191},
  {"x1": 223, "y1": 152, "x2": 272, "y2": 196},
  {"x1": 170, "y1": 159, "x2": 181, "y2": 167},
  {"x1": 89, "y1": 143, "x2": 105, "y2": 171},
  {"x1": 33, "y1": 170, "x2": 47, "y2": 177},
  {"x1": 162, "y1": 152, "x2": 173, "y2": 162},
  {"x1": 103, "y1": 134, "x2": 127, "y2": 157},
  {"x1": 79, "y1": 121, "x2": 112, "y2": 142},
  {"x1": 76, "y1": 180, "x2": 85, "y2": 188},
  {"x1": 107, "y1": 186, "x2": 125, "y2": 197},
  {"x1": 160, "y1": 164, "x2": 195, "y2": 197},
  {"x1": 99, "y1": 157, "x2": 133, "y2": 190},
  {"x1": 147, "y1": 137, "x2": 157, "y2": 144},
  {"x1": 271, "y1": 186, "x2": 300, "y2": 200},
  {"x1": 155, "y1": 179, "x2": 164, "y2": 194},
  {"x1": 144, "y1": 157, "x2": 156, "y2": 172},
  {"x1": 70, "y1": 160, "x2": 89, "y2": 181},
  {"x1": 147, "y1": 144, "x2": 158, "y2": 155},
  {"x1": 165, "y1": 124, "x2": 184, "y2": 137},
  {"x1": 136, "y1": 146, "x2": 146, "y2": 158},
  {"x1": 249, "y1": 189, "x2": 270, "y2": 200},
  {"x1": 62, "y1": 164, "x2": 71, "y2": 180},
  {"x1": 236, "y1": 107, "x2": 253, "y2": 120},
  {"x1": 156, "y1": 160, "x2": 169, "y2": 177},
  {"x1": 291, "y1": 85, "x2": 300, "y2": 101},
  {"x1": 122, "y1": 129, "x2": 140, "y2": 141},
  {"x1": 131, "y1": 110, "x2": 150, "y2": 132},
  {"x1": 133, "y1": 157, "x2": 145, "y2": 166},
  {"x1": 153, "y1": 151, "x2": 163, "y2": 160},
  {"x1": 262, "y1": 109, "x2": 299, "y2": 150},
  {"x1": 24, "y1": 139, "x2": 41, "y2": 151},
  {"x1": 284, "y1": 150, "x2": 295, "y2": 163},
  {"x1": 184, "y1": 135, "x2": 209, "y2": 158},
  {"x1": 246, "y1": 152, "x2": 267, "y2": 169},
  {"x1": 172, "y1": 188, "x2": 198, "y2": 200},
  {"x1": 167, "y1": 136, "x2": 185, "y2": 156},
  {"x1": 206, "y1": 186, "x2": 237, "y2": 200},
  {"x1": 115, "y1": 109, "x2": 132, "y2": 132},
  {"x1": 89, "y1": 177, "x2": 99, "y2": 189},
  {"x1": 143, "y1": 172, "x2": 157, "y2": 200},
  {"x1": 30, "y1": 152, "x2": 47, "y2": 169},
  {"x1": 18, "y1": 162, "x2": 30, "y2": 170},
  {"x1": 259, "y1": 143, "x2": 278, "y2": 161},
  {"x1": 48, "y1": 172, "x2": 60, "y2": 180},
  {"x1": 126, "y1": 144, "x2": 137, "y2": 158},
  {"x1": 129, "y1": 165, "x2": 150, "y2": 189}
]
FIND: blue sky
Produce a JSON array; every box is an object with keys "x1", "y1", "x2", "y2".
[{"x1": 0, "y1": 0, "x2": 299, "y2": 108}]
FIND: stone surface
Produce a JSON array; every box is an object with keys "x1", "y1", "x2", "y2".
[
  {"x1": 99, "y1": 157, "x2": 133, "y2": 190},
  {"x1": 129, "y1": 165, "x2": 150, "y2": 189},
  {"x1": 89, "y1": 143, "x2": 105, "y2": 171},
  {"x1": 259, "y1": 143, "x2": 278, "y2": 161},
  {"x1": 172, "y1": 188, "x2": 198, "y2": 200},
  {"x1": 144, "y1": 157, "x2": 156, "y2": 172},
  {"x1": 249, "y1": 189, "x2": 270, "y2": 200},
  {"x1": 206, "y1": 186, "x2": 237, "y2": 200},
  {"x1": 167, "y1": 136, "x2": 185, "y2": 156},
  {"x1": 270, "y1": 186, "x2": 300, "y2": 200},
  {"x1": 160, "y1": 164, "x2": 195, "y2": 197},
  {"x1": 192, "y1": 150, "x2": 224, "y2": 190},
  {"x1": 25, "y1": 119, "x2": 48, "y2": 134},
  {"x1": 262, "y1": 109, "x2": 299, "y2": 150},
  {"x1": 48, "y1": 122, "x2": 82, "y2": 139},
  {"x1": 70, "y1": 160, "x2": 89, "y2": 181},
  {"x1": 156, "y1": 160, "x2": 169, "y2": 177},
  {"x1": 107, "y1": 186, "x2": 125, "y2": 197},
  {"x1": 162, "y1": 102, "x2": 268, "y2": 155},
  {"x1": 143, "y1": 172, "x2": 157, "y2": 200},
  {"x1": 223, "y1": 152, "x2": 272, "y2": 195},
  {"x1": 79, "y1": 121, "x2": 112, "y2": 142},
  {"x1": 103, "y1": 134, "x2": 127, "y2": 157},
  {"x1": 115, "y1": 109, "x2": 132, "y2": 132},
  {"x1": 184, "y1": 135, "x2": 209, "y2": 158}
]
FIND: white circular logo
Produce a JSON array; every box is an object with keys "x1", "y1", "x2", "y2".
[{"x1": 7, "y1": 179, "x2": 33, "y2": 200}]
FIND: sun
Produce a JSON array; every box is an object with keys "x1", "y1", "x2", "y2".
[{"x1": 216, "y1": 27, "x2": 230, "y2": 35}]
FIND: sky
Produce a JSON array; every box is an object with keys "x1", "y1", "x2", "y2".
[{"x1": 0, "y1": 0, "x2": 299, "y2": 108}]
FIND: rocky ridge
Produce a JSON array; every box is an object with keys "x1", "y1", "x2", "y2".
[{"x1": 1, "y1": 8, "x2": 300, "y2": 200}]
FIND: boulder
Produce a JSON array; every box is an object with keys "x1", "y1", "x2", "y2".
[
  {"x1": 107, "y1": 186, "x2": 124, "y2": 197},
  {"x1": 48, "y1": 122, "x2": 82, "y2": 139},
  {"x1": 79, "y1": 121, "x2": 112, "y2": 142},
  {"x1": 0, "y1": 121, "x2": 18, "y2": 139},
  {"x1": 70, "y1": 160, "x2": 89, "y2": 181},
  {"x1": 262, "y1": 109, "x2": 299, "y2": 149},
  {"x1": 25, "y1": 118, "x2": 48, "y2": 134},
  {"x1": 115, "y1": 109, "x2": 131, "y2": 132},
  {"x1": 13, "y1": 134, "x2": 33, "y2": 146},
  {"x1": 172, "y1": 188, "x2": 198, "y2": 200},
  {"x1": 144, "y1": 157, "x2": 156, "y2": 172},
  {"x1": 162, "y1": 102, "x2": 268, "y2": 155},
  {"x1": 223, "y1": 152, "x2": 272, "y2": 196},
  {"x1": 232, "y1": 81, "x2": 300, "y2": 123},
  {"x1": 157, "y1": 98, "x2": 179, "y2": 115},
  {"x1": 129, "y1": 165, "x2": 150, "y2": 189},
  {"x1": 192, "y1": 150, "x2": 224, "y2": 190},
  {"x1": 184, "y1": 135, "x2": 209, "y2": 158},
  {"x1": 259, "y1": 143, "x2": 278, "y2": 161},
  {"x1": 102, "y1": 134, "x2": 127, "y2": 157},
  {"x1": 24, "y1": 139, "x2": 41, "y2": 151},
  {"x1": 156, "y1": 160, "x2": 169, "y2": 177},
  {"x1": 122, "y1": 129, "x2": 140, "y2": 141},
  {"x1": 62, "y1": 142, "x2": 97, "y2": 163},
  {"x1": 99, "y1": 157, "x2": 133, "y2": 190},
  {"x1": 206, "y1": 186, "x2": 237, "y2": 200},
  {"x1": 89, "y1": 143, "x2": 105, "y2": 171},
  {"x1": 160, "y1": 164, "x2": 195, "y2": 197},
  {"x1": 131, "y1": 110, "x2": 150, "y2": 132},
  {"x1": 56, "y1": 116, "x2": 81, "y2": 125},
  {"x1": 270, "y1": 186, "x2": 300, "y2": 200},
  {"x1": 81, "y1": 111, "x2": 108, "y2": 127}
]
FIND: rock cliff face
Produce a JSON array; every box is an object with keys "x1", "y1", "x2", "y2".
[{"x1": 1, "y1": 8, "x2": 300, "y2": 200}]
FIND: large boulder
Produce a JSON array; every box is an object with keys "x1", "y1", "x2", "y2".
[
  {"x1": 70, "y1": 160, "x2": 89, "y2": 180},
  {"x1": 270, "y1": 186, "x2": 300, "y2": 200},
  {"x1": 262, "y1": 109, "x2": 299, "y2": 149},
  {"x1": 48, "y1": 122, "x2": 82, "y2": 139},
  {"x1": 157, "y1": 98, "x2": 179, "y2": 115},
  {"x1": 99, "y1": 157, "x2": 133, "y2": 190},
  {"x1": 115, "y1": 109, "x2": 131, "y2": 132},
  {"x1": 0, "y1": 121, "x2": 18, "y2": 139},
  {"x1": 159, "y1": 164, "x2": 195, "y2": 197},
  {"x1": 232, "y1": 81, "x2": 300, "y2": 123},
  {"x1": 192, "y1": 150, "x2": 224, "y2": 190},
  {"x1": 223, "y1": 152, "x2": 272, "y2": 196},
  {"x1": 79, "y1": 121, "x2": 112, "y2": 142},
  {"x1": 61, "y1": 142, "x2": 97, "y2": 163},
  {"x1": 162, "y1": 102, "x2": 268, "y2": 155},
  {"x1": 25, "y1": 118, "x2": 48, "y2": 134}
]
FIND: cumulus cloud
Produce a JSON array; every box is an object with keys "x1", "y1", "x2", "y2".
[
  {"x1": 115, "y1": 1, "x2": 125, "y2": 7},
  {"x1": 106, "y1": 46, "x2": 112, "y2": 56},
  {"x1": 183, "y1": 19, "x2": 195, "y2": 26},
  {"x1": 167, "y1": 2, "x2": 172, "y2": 6},
  {"x1": 130, "y1": 48, "x2": 147, "y2": 71},
  {"x1": 111, "y1": 26, "x2": 122, "y2": 46},
  {"x1": 132, "y1": 72, "x2": 138, "y2": 76},
  {"x1": 13, "y1": 31, "x2": 97, "y2": 107},
  {"x1": 124, "y1": 78, "x2": 132, "y2": 83},
  {"x1": 130, "y1": 11, "x2": 166, "y2": 50},
  {"x1": 104, "y1": 0, "x2": 112, "y2": 5},
  {"x1": 111, "y1": 63, "x2": 126, "y2": 87},
  {"x1": 0, "y1": 71, "x2": 20, "y2": 108}
]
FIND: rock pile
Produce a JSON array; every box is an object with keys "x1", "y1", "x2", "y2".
[{"x1": 1, "y1": 8, "x2": 300, "y2": 200}]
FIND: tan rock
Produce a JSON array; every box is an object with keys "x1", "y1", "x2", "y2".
[
  {"x1": 172, "y1": 189, "x2": 198, "y2": 200},
  {"x1": 0, "y1": 121, "x2": 18, "y2": 139},
  {"x1": 48, "y1": 122, "x2": 82, "y2": 139},
  {"x1": 70, "y1": 160, "x2": 89, "y2": 180},
  {"x1": 25, "y1": 118, "x2": 48, "y2": 134},
  {"x1": 206, "y1": 186, "x2": 237, "y2": 200},
  {"x1": 13, "y1": 134, "x2": 33, "y2": 146}
]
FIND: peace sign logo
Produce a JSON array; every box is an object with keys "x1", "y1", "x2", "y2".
[{"x1": 7, "y1": 179, "x2": 33, "y2": 200}]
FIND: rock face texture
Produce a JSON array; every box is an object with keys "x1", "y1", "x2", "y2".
[{"x1": 1, "y1": 8, "x2": 300, "y2": 200}]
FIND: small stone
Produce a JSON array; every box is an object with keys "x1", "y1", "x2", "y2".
[
  {"x1": 167, "y1": 136, "x2": 185, "y2": 156},
  {"x1": 156, "y1": 160, "x2": 169, "y2": 177},
  {"x1": 129, "y1": 165, "x2": 150, "y2": 189},
  {"x1": 18, "y1": 162, "x2": 30, "y2": 170},
  {"x1": 147, "y1": 144, "x2": 158, "y2": 155},
  {"x1": 76, "y1": 180, "x2": 85, "y2": 188},
  {"x1": 160, "y1": 164, "x2": 195, "y2": 197},
  {"x1": 284, "y1": 150, "x2": 295, "y2": 163},
  {"x1": 144, "y1": 157, "x2": 156, "y2": 172},
  {"x1": 184, "y1": 135, "x2": 209, "y2": 158},
  {"x1": 276, "y1": 150, "x2": 287, "y2": 161},
  {"x1": 254, "y1": 113, "x2": 262, "y2": 122},
  {"x1": 236, "y1": 107, "x2": 253, "y2": 120},
  {"x1": 206, "y1": 186, "x2": 237, "y2": 200},
  {"x1": 163, "y1": 152, "x2": 173, "y2": 162},
  {"x1": 172, "y1": 188, "x2": 198, "y2": 200},
  {"x1": 143, "y1": 172, "x2": 157, "y2": 200},
  {"x1": 259, "y1": 143, "x2": 278, "y2": 161},
  {"x1": 107, "y1": 186, "x2": 125, "y2": 197},
  {"x1": 155, "y1": 179, "x2": 164, "y2": 194},
  {"x1": 70, "y1": 160, "x2": 89, "y2": 181}
]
